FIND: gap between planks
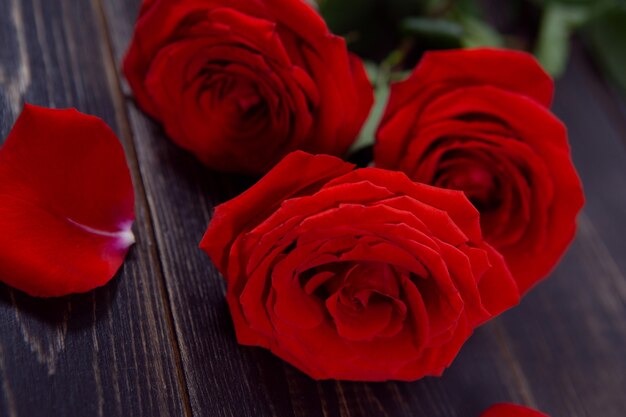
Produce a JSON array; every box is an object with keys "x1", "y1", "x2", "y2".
[{"x1": 90, "y1": 0, "x2": 194, "y2": 416}]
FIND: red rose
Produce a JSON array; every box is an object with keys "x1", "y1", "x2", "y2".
[
  {"x1": 123, "y1": 0, "x2": 373, "y2": 174},
  {"x1": 375, "y1": 48, "x2": 584, "y2": 294},
  {"x1": 200, "y1": 151, "x2": 519, "y2": 381},
  {"x1": 481, "y1": 403, "x2": 549, "y2": 417}
]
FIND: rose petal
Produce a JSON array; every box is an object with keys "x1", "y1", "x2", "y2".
[
  {"x1": 326, "y1": 291, "x2": 396, "y2": 342},
  {"x1": 201, "y1": 151, "x2": 354, "y2": 274},
  {"x1": 376, "y1": 48, "x2": 553, "y2": 169},
  {"x1": 0, "y1": 104, "x2": 135, "y2": 297},
  {"x1": 418, "y1": 85, "x2": 584, "y2": 292},
  {"x1": 481, "y1": 403, "x2": 550, "y2": 417}
]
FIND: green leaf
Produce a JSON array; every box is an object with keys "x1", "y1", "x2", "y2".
[
  {"x1": 423, "y1": 0, "x2": 451, "y2": 14},
  {"x1": 534, "y1": 2, "x2": 593, "y2": 76},
  {"x1": 303, "y1": 0, "x2": 319, "y2": 9},
  {"x1": 351, "y1": 84, "x2": 391, "y2": 154},
  {"x1": 319, "y1": 0, "x2": 377, "y2": 36},
  {"x1": 363, "y1": 61, "x2": 380, "y2": 86},
  {"x1": 457, "y1": 15, "x2": 505, "y2": 48},
  {"x1": 583, "y1": 4, "x2": 626, "y2": 92},
  {"x1": 542, "y1": 0, "x2": 599, "y2": 5},
  {"x1": 401, "y1": 17, "x2": 464, "y2": 48},
  {"x1": 390, "y1": 71, "x2": 413, "y2": 82},
  {"x1": 388, "y1": 0, "x2": 425, "y2": 17},
  {"x1": 455, "y1": 0, "x2": 483, "y2": 16}
]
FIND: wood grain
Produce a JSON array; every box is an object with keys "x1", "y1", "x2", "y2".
[{"x1": 0, "y1": 0, "x2": 186, "y2": 416}]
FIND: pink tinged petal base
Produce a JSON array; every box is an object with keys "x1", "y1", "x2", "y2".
[{"x1": 0, "y1": 104, "x2": 136, "y2": 297}]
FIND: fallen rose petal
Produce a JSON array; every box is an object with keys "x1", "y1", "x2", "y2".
[
  {"x1": 481, "y1": 403, "x2": 550, "y2": 417},
  {"x1": 0, "y1": 104, "x2": 135, "y2": 297}
]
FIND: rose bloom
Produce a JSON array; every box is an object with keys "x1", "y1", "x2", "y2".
[
  {"x1": 375, "y1": 49, "x2": 584, "y2": 294},
  {"x1": 481, "y1": 404, "x2": 549, "y2": 417},
  {"x1": 201, "y1": 151, "x2": 519, "y2": 381},
  {"x1": 123, "y1": 0, "x2": 373, "y2": 174}
]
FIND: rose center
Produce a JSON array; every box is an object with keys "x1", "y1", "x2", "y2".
[
  {"x1": 436, "y1": 162, "x2": 501, "y2": 211},
  {"x1": 302, "y1": 262, "x2": 408, "y2": 342},
  {"x1": 201, "y1": 76, "x2": 267, "y2": 128},
  {"x1": 230, "y1": 81, "x2": 264, "y2": 116}
]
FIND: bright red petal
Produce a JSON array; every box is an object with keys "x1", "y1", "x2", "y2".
[
  {"x1": 0, "y1": 104, "x2": 136, "y2": 297},
  {"x1": 200, "y1": 151, "x2": 354, "y2": 274},
  {"x1": 481, "y1": 403, "x2": 550, "y2": 417}
]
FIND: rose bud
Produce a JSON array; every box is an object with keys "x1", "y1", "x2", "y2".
[
  {"x1": 481, "y1": 403, "x2": 549, "y2": 417},
  {"x1": 123, "y1": 0, "x2": 373, "y2": 175},
  {"x1": 200, "y1": 151, "x2": 519, "y2": 381},
  {"x1": 375, "y1": 48, "x2": 584, "y2": 294}
]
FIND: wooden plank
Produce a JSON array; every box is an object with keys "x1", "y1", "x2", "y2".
[{"x1": 0, "y1": 0, "x2": 187, "y2": 416}]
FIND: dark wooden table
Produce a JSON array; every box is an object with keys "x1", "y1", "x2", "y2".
[{"x1": 0, "y1": 1, "x2": 624, "y2": 416}]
